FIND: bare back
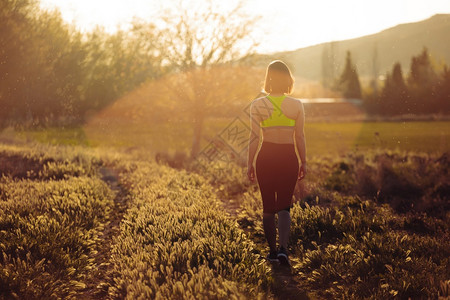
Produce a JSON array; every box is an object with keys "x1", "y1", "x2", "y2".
[{"x1": 251, "y1": 95, "x2": 304, "y2": 144}]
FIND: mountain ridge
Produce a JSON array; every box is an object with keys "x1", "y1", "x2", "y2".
[{"x1": 254, "y1": 14, "x2": 450, "y2": 81}]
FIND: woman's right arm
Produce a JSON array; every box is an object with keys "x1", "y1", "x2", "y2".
[
  {"x1": 247, "y1": 101, "x2": 261, "y2": 182},
  {"x1": 295, "y1": 101, "x2": 307, "y2": 180}
]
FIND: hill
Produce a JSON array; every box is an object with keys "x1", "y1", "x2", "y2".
[{"x1": 254, "y1": 14, "x2": 450, "y2": 81}]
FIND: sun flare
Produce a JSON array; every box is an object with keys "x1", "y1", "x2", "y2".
[{"x1": 39, "y1": 0, "x2": 450, "y2": 53}]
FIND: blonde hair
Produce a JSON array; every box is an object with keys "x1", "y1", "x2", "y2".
[{"x1": 263, "y1": 60, "x2": 294, "y2": 94}]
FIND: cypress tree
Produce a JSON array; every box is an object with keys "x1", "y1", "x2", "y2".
[
  {"x1": 407, "y1": 48, "x2": 437, "y2": 113},
  {"x1": 436, "y1": 65, "x2": 450, "y2": 114},
  {"x1": 337, "y1": 51, "x2": 362, "y2": 99},
  {"x1": 379, "y1": 62, "x2": 409, "y2": 115}
]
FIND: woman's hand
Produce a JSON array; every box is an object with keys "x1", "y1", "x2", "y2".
[
  {"x1": 247, "y1": 166, "x2": 255, "y2": 182},
  {"x1": 298, "y1": 163, "x2": 307, "y2": 181}
]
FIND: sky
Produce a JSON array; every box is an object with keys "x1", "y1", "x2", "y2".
[{"x1": 40, "y1": 0, "x2": 450, "y2": 54}]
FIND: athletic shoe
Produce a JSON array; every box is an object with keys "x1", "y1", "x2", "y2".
[
  {"x1": 277, "y1": 247, "x2": 291, "y2": 267},
  {"x1": 266, "y1": 250, "x2": 279, "y2": 262}
]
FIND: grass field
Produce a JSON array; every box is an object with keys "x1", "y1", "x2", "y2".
[
  {"x1": 2, "y1": 120, "x2": 449, "y2": 157},
  {"x1": 0, "y1": 141, "x2": 448, "y2": 299},
  {"x1": 1, "y1": 115, "x2": 449, "y2": 299},
  {"x1": 306, "y1": 121, "x2": 449, "y2": 155}
]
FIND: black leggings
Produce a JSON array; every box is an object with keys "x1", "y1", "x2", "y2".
[{"x1": 256, "y1": 141, "x2": 299, "y2": 213}]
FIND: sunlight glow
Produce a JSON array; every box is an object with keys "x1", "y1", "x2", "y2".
[{"x1": 40, "y1": 0, "x2": 450, "y2": 53}]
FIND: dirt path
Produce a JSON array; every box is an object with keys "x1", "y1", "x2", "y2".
[
  {"x1": 80, "y1": 165, "x2": 308, "y2": 299},
  {"x1": 270, "y1": 262, "x2": 309, "y2": 300},
  {"x1": 221, "y1": 195, "x2": 310, "y2": 300},
  {"x1": 80, "y1": 166, "x2": 129, "y2": 299}
]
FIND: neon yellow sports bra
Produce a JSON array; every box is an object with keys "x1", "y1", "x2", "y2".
[{"x1": 260, "y1": 95, "x2": 296, "y2": 128}]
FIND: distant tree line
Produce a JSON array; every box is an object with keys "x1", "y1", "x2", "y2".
[
  {"x1": 1, "y1": 0, "x2": 258, "y2": 158},
  {"x1": 5, "y1": 0, "x2": 447, "y2": 134},
  {"x1": 1, "y1": 0, "x2": 164, "y2": 128},
  {"x1": 1, "y1": 0, "x2": 260, "y2": 159},
  {"x1": 321, "y1": 45, "x2": 449, "y2": 115},
  {"x1": 366, "y1": 48, "x2": 450, "y2": 115}
]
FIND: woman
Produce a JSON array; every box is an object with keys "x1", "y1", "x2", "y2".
[{"x1": 247, "y1": 60, "x2": 307, "y2": 266}]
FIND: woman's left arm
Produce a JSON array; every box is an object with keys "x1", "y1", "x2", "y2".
[{"x1": 247, "y1": 102, "x2": 261, "y2": 182}]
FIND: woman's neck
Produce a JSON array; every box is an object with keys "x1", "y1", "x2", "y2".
[{"x1": 269, "y1": 93, "x2": 285, "y2": 97}]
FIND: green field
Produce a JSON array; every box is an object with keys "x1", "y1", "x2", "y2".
[
  {"x1": 1, "y1": 119, "x2": 448, "y2": 299},
  {"x1": 3, "y1": 121, "x2": 449, "y2": 156},
  {"x1": 0, "y1": 141, "x2": 448, "y2": 299},
  {"x1": 305, "y1": 121, "x2": 449, "y2": 156}
]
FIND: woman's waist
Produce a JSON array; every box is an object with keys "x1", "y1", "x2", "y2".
[
  {"x1": 261, "y1": 129, "x2": 294, "y2": 144},
  {"x1": 257, "y1": 141, "x2": 298, "y2": 163},
  {"x1": 261, "y1": 136, "x2": 295, "y2": 145},
  {"x1": 259, "y1": 140, "x2": 296, "y2": 153},
  {"x1": 261, "y1": 140, "x2": 294, "y2": 146}
]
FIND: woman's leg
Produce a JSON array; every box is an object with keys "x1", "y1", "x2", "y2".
[
  {"x1": 275, "y1": 145, "x2": 298, "y2": 252},
  {"x1": 259, "y1": 184, "x2": 277, "y2": 252},
  {"x1": 277, "y1": 209, "x2": 291, "y2": 250},
  {"x1": 256, "y1": 143, "x2": 279, "y2": 253},
  {"x1": 276, "y1": 185, "x2": 295, "y2": 250},
  {"x1": 263, "y1": 213, "x2": 277, "y2": 252}
]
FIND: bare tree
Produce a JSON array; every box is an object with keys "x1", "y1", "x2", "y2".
[{"x1": 138, "y1": 0, "x2": 260, "y2": 158}]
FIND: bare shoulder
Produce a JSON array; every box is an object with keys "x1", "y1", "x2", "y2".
[
  {"x1": 250, "y1": 97, "x2": 272, "y2": 121},
  {"x1": 250, "y1": 96, "x2": 270, "y2": 111},
  {"x1": 252, "y1": 96, "x2": 269, "y2": 105},
  {"x1": 283, "y1": 96, "x2": 304, "y2": 112},
  {"x1": 285, "y1": 96, "x2": 303, "y2": 106}
]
